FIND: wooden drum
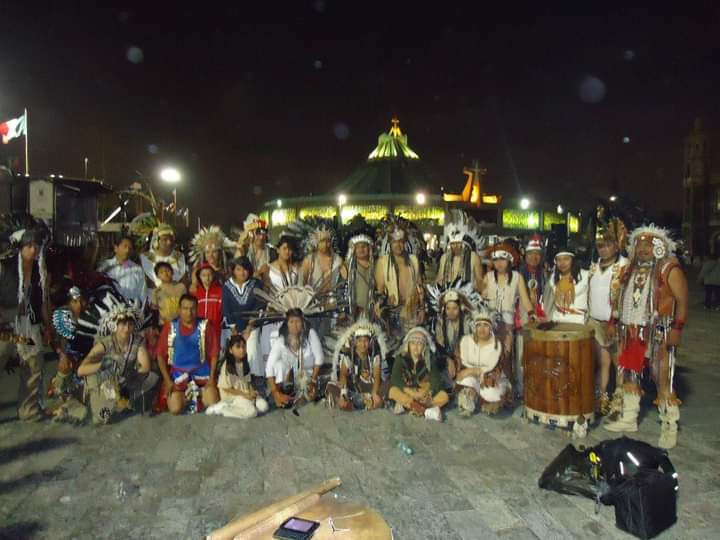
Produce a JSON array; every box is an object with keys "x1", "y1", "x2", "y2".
[{"x1": 522, "y1": 322, "x2": 595, "y2": 428}]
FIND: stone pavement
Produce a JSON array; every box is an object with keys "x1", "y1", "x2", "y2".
[{"x1": 0, "y1": 287, "x2": 718, "y2": 539}]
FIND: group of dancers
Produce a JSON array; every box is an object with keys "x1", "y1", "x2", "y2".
[{"x1": 0, "y1": 204, "x2": 688, "y2": 449}]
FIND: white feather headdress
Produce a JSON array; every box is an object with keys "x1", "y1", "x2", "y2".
[
  {"x1": 627, "y1": 224, "x2": 677, "y2": 260},
  {"x1": 441, "y1": 210, "x2": 483, "y2": 251},
  {"x1": 76, "y1": 287, "x2": 148, "y2": 338},
  {"x1": 425, "y1": 280, "x2": 483, "y2": 316},
  {"x1": 328, "y1": 317, "x2": 389, "y2": 381},
  {"x1": 190, "y1": 225, "x2": 236, "y2": 265}
]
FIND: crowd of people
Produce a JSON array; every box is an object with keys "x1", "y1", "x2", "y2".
[{"x1": 0, "y1": 205, "x2": 690, "y2": 450}]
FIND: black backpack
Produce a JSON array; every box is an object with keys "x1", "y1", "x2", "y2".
[{"x1": 539, "y1": 437, "x2": 678, "y2": 539}]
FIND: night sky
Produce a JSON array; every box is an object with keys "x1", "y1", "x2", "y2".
[{"x1": 1, "y1": 2, "x2": 718, "y2": 227}]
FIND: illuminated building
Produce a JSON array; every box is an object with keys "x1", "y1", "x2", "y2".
[
  {"x1": 262, "y1": 117, "x2": 444, "y2": 233},
  {"x1": 261, "y1": 117, "x2": 581, "y2": 239}
]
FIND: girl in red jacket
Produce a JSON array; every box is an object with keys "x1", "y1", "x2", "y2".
[{"x1": 193, "y1": 263, "x2": 223, "y2": 340}]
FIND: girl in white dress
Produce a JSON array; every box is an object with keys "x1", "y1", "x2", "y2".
[{"x1": 206, "y1": 335, "x2": 269, "y2": 418}]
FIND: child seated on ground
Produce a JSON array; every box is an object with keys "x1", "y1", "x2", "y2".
[
  {"x1": 151, "y1": 261, "x2": 187, "y2": 326},
  {"x1": 206, "y1": 335, "x2": 268, "y2": 418}
]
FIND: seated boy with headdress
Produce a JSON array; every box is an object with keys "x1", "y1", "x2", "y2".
[
  {"x1": 325, "y1": 318, "x2": 388, "y2": 410},
  {"x1": 388, "y1": 326, "x2": 448, "y2": 421},
  {"x1": 456, "y1": 307, "x2": 512, "y2": 416}
]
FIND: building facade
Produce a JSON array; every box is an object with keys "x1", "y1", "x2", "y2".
[{"x1": 682, "y1": 119, "x2": 720, "y2": 257}]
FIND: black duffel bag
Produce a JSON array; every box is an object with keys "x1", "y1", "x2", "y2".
[{"x1": 601, "y1": 467, "x2": 678, "y2": 539}]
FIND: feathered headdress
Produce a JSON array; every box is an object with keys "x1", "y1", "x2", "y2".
[
  {"x1": 425, "y1": 279, "x2": 483, "y2": 316},
  {"x1": 441, "y1": 210, "x2": 482, "y2": 251},
  {"x1": 377, "y1": 214, "x2": 423, "y2": 256},
  {"x1": 594, "y1": 202, "x2": 628, "y2": 251},
  {"x1": 233, "y1": 213, "x2": 269, "y2": 249},
  {"x1": 327, "y1": 316, "x2": 389, "y2": 381},
  {"x1": 129, "y1": 212, "x2": 160, "y2": 251},
  {"x1": 341, "y1": 215, "x2": 376, "y2": 261},
  {"x1": 469, "y1": 304, "x2": 502, "y2": 332},
  {"x1": 627, "y1": 224, "x2": 677, "y2": 261},
  {"x1": 189, "y1": 225, "x2": 236, "y2": 265},
  {"x1": 286, "y1": 217, "x2": 339, "y2": 257},
  {"x1": 401, "y1": 326, "x2": 436, "y2": 354},
  {"x1": 76, "y1": 285, "x2": 150, "y2": 339},
  {"x1": 252, "y1": 280, "x2": 347, "y2": 326}
]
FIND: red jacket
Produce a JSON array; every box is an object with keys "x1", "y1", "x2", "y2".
[{"x1": 194, "y1": 282, "x2": 223, "y2": 330}]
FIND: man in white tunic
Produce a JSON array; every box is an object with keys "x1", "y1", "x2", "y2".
[{"x1": 587, "y1": 217, "x2": 629, "y2": 415}]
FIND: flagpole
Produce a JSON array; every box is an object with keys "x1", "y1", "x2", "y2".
[{"x1": 24, "y1": 108, "x2": 29, "y2": 175}]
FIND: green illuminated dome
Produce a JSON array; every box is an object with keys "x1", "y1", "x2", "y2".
[{"x1": 337, "y1": 117, "x2": 432, "y2": 194}]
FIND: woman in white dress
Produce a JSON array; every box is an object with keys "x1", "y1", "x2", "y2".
[
  {"x1": 482, "y1": 243, "x2": 536, "y2": 383},
  {"x1": 456, "y1": 308, "x2": 511, "y2": 416}
]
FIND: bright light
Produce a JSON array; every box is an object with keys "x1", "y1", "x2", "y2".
[
  {"x1": 520, "y1": 197, "x2": 531, "y2": 210},
  {"x1": 338, "y1": 193, "x2": 347, "y2": 206},
  {"x1": 415, "y1": 192, "x2": 427, "y2": 205},
  {"x1": 556, "y1": 204, "x2": 564, "y2": 214},
  {"x1": 609, "y1": 195, "x2": 618, "y2": 202},
  {"x1": 160, "y1": 167, "x2": 181, "y2": 183},
  {"x1": 276, "y1": 199, "x2": 283, "y2": 208},
  {"x1": 482, "y1": 195, "x2": 500, "y2": 204}
]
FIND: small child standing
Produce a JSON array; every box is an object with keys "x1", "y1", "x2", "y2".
[
  {"x1": 151, "y1": 261, "x2": 187, "y2": 325},
  {"x1": 193, "y1": 263, "x2": 223, "y2": 341},
  {"x1": 206, "y1": 335, "x2": 268, "y2": 418}
]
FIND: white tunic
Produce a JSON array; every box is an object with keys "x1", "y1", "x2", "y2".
[
  {"x1": 588, "y1": 256, "x2": 628, "y2": 322},
  {"x1": 97, "y1": 257, "x2": 147, "y2": 303},
  {"x1": 457, "y1": 334, "x2": 508, "y2": 402},
  {"x1": 483, "y1": 271, "x2": 521, "y2": 324},
  {"x1": 265, "y1": 328, "x2": 324, "y2": 383}
]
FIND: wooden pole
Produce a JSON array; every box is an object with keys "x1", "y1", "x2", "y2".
[{"x1": 207, "y1": 477, "x2": 341, "y2": 540}]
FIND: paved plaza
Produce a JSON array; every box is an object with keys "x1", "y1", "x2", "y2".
[{"x1": 0, "y1": 283, "x2": 718, "y2": 539}]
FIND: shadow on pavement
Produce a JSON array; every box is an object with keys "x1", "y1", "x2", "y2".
[
  {"x1": 0, "y1": 437, "x2": 77, "y2": 467},
  {"x1": 0, "y1": 466, "x2": 64, "y2": 494},
  {"x1": 0, "y1": 521, "x2": 43, "y2": 540}
]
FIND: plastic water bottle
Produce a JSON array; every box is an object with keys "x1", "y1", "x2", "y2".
[{"x1": 397, "y1": 441, "x2": 414, "y2": 456}]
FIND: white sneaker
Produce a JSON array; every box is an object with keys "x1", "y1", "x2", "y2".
[
  {"x1": 424, "y1": 406, "x2": 443, "y2": 422},
  {"x1": 393, "y1": 403, "x2": 405, "y2": 415}
]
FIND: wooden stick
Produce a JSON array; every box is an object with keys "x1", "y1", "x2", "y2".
[
  {"x1": 236, "y1": 493, "x2": 320, "y2": 540},
  {"x1": 207, "y1": 477, "x2": 341, "y2": 540}
]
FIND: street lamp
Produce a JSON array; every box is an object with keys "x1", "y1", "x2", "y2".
[
  {"x1": 609, "y1": 195, "x2": 618, "y2": 202},
  {"x1": 338, "y1": 193, "x2": 347, "y2": 206},
  {"x1": 415, "y1": 192, "x2": 426, "y2": 205},
  {"x1": 159, "y1": 167, "x2": 181, "y2": 184},
  {"x1": 556, "y1": 204, "x2": 564, "y2": 214},
  {"x1": 276, "y1": 199, "x2": 282, "y2": 208},
  {"x1": 520, "y1": 197, "x2": 531, "y2": 210}
]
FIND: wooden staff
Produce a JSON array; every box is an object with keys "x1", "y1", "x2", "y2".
[{"x1": 207, "y1": 477, "x2": 341, "y2": 540}]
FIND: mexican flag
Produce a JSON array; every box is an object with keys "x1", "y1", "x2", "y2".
[{"x1": 0, "y1": 113, "x2": 27, "y2": 144}]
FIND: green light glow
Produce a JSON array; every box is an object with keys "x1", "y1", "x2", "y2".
[
  {"x1": 543, "y1": 211, "x2": 566, "y2": 231},
  {"x1": 271, "y1": 208, "x2": 296, "y2": 226},
  {"x1": 298, "y1": 206, "x2": 337, "y2": 219},
  {"x1": 502, "y1": 209, "x2": 540, "y2": 230},
  {"x1": 395, "y1": 205, "x2": 444, "y2": 224}
]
